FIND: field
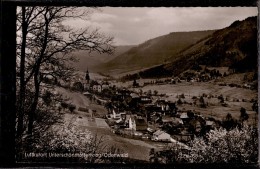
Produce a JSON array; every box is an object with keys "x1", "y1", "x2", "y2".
[{"x1": 139, "y1": 81, "x2": 257, "y2": 124}]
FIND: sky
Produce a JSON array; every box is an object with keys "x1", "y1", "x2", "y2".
[{"x1": 64, "y1": 7, "x2": 258, "y2": 46}]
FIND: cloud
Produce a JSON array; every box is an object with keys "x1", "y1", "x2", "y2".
[
  {"x1": 91, "y1": 13, "x2": 118, "y2": 21},
  {"x1": 64, "y1": 7, "x2": 258, "y2": 45}
]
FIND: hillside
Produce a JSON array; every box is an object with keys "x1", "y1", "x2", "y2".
[
  {"x1": 72, "y1": 45, "x2": 134, "y2": 72},
  {"x1": 98, "y1": 30, "x2": 216, "y2": 75},
  {"x1": 126, "y1": 16, "x2": 257, "y2": 79}
]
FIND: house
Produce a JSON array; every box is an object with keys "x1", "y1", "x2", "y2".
[
  {"x1": 145, "y1": 104, "x2": 163, "y2": 122},
  {"x1": 130, "y1": 92, "x2": 139, "y2": 98},
  {"x1": 162, "y1": 116, "x2": 183, "y2": 126},
  {"x1": 97, "y1": 85, "x2": 102, "y2": 93},
  {"x1": 205, "y1": 120, "x2": 216, "y2": 129},
  {"x1": 172, "y1": 117, "x2": 183, "y2": 126},
  {"x1": 128, "y1": 115, "x2": 148, "y2": 131},
  {"x1": 170, "y1": 134, "x2": 193, "y2": 144},
  {"x1": 93, "y1": 85, "x2": 98, "y2": 91},
  {"x1": 155, "y1": 100, "x2": 177, "y2": 115},
  {"x1": 101, "y1": 84, "x2": 109, "y2": 90},
  {"x1": 167, "y1": 138, "x2": 190, "y2": 150},
  {"x1": 180, "y1": 112, "x2": 190, "y2": 123},
  {"x1": 92, "y1": 83, "x2": 105, "y2": 93},
  {"x1": 161, "y1": 116, "x2": 173, "y2": 124},
  {"x1": 112, "y1": 108, "x2": 121, "y2": 119},
  {"x1": 140, "y1": 96, "x2": 152, "y2": 104},
  {"x1": 155, "y1": 99, "x2": 168, "y2": 112},
  {"x1": 152, "y1": 130, "x2": 171, "y2": 142},
  {"x1": 145, "y1": 104, "x2": 162, "y2": 113}
]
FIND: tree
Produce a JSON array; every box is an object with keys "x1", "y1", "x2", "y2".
[
  {"x1": 177, "y1": 98, "x2": 183, "y2": 105},
  {"x1": 187, "y1": 126, "x2": 258, "y2": 163},
  {"x1": 68, "y1": 104, "x2": 76, "y2": 113},
  {"x1": 252, "y1": 101, "x2": 258, "y2": 126},
  {"x1": 16, "y1": 7, "x2": 114, "y2": 136},
  {"x1": 199, "y1": 96, "x2": 206, "y2": 108},
  {"x1": 240, "y1": 107, "x2": 249, "y2": 124},
  {"x1": 151, "y1": 126, "x2": 258, "y2": 163},
  {"x1": 153, "y1": 90, "x2": 158, "y2": 96},
  {"x1": 147, "y1": 90, "x2": 152, "y2": 96},
  {"x1": 72, "y1": 82, "x2": 84, "y2": 91},
  {"x1": 218, "y1": 94, "x2": 225, "y2": 103},
  {"x1": 223, "y1": 113, "x2": 239, "y2": 130},
  {"x1": 252, "y1": 101, "x2": 258, "y2": 113},
  {"x1": 133, "y1": 79, "x2": 138, "y2": 87}
]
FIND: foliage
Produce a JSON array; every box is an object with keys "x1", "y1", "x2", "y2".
[
  {"x1": 240, "y1": 107, "x2": 249, "y2": 123},
  {"x1": 150, "y1": 126, "x2": 258, "y2": 164},
  {"x1": 199, "y1": 96, "x2": 207, "y2": 108},
  {"x1": 218, "y1": 94, "x2": 225, "y2": 103},
  {"x1": 222, "y1": 113, "x2": 240, "y2": 130},
  {"x1": 17, "y1": 121, "x2": 126, "y2": 163},
  {"x1": 72, "y1": 82, "x2": 84, "y2": 92},
  {"x1": 177, "y1": 98, "x2": 183, "y2": 105},
  {"x1": 187, "y1": 126, "x2": 258, "y2": 163}
]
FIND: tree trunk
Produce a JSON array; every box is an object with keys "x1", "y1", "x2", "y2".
[
  {"x1": 17, "y1": 6, "x2": 27, "y2": 137},
  {"x1": 27, "y1": 71, "x2": 40, "y2": 135},
  {"x1": 27, "y1": 9, "x2": 49, "y2": 135}
]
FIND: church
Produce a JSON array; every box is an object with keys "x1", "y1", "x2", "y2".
[{"x1": 84, "y1": 69, "x2": 91, "y2": 91}]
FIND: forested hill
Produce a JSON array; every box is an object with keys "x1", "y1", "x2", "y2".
[
  {"x1": 72, "y1": 45, "x2": 134, "y2": 72},
  {"x1": 124, "y1": 16, "x2": 257, "y2": 79},
  {"x1": 97, "y1": 30, "x2": 216, "y2": 74}
]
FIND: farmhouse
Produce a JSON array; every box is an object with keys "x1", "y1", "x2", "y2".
[
  {"x1": 205, "y1": 120, "x2": 216, "y2": 129},
  {"x1": 152, "y1": 130, "x2": 171, "y2": 142},
  {"x1": 180, "y1": 112, "x2": 190, "y2": 123},
  {"x1": 127, "y1": 115, "x2": 148, "y2": 131}
]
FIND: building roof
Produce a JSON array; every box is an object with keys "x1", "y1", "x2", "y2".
[
  {"x1": 180, "y1": 113, "x2": 189, "y2": 119},
  {"x1": 128, "y1": 115, "x2": 148, "y2": 131},
  {"x1": 162, "y1": 116, "x2": 173, "y2": 123},
  {"x1": 135, "y1": 118, "x2": 147, "y2": 127},
  {"x1": 167, "y1": 140, "x2": 190, "y2": 150},
  {"x1": 130, "y1": 93, "x2": 139, "y2": 98},
  {"x1": 206, "y1": 120, "x2": 214, "y2": 126},
  {"x1": 125, "y1": 114, "x2": 132, "y2": 122},
  {"x1": 172, "y1": 117, "x2": 183, "y2": 125},
  {"x1": 145, "y1": 105, "x2": 162, "y2": 112},
  {"x1": 153, "y1": 130, "x2": 169, "y2": 137}
]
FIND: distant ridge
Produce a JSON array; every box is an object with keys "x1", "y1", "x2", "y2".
[
  {"x1": 122, "y1": 16, "x2": 257, "y2": 79},
  {"x1": 97, "y1": 30, "x2": 216, "y2": 75},
  {"x1": 72, "y1": 45, "x2": 134, "y2": 72}
]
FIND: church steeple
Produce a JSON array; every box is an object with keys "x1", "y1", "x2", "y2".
[{"x1": 85, "y1": 68, "x2": 90, "y2": 83}]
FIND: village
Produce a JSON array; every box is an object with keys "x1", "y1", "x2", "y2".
[{"x1": 53, "y1": 66, "x2": 258, "y2": 149}]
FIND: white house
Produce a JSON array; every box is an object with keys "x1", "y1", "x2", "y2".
[{"x1": 112, "y1": 108, "x2": 121, "y2": 119}]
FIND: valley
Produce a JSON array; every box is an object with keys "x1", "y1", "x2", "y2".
[{"x1": 14, "y1": 6, "x2": 258, "y2": 164}]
